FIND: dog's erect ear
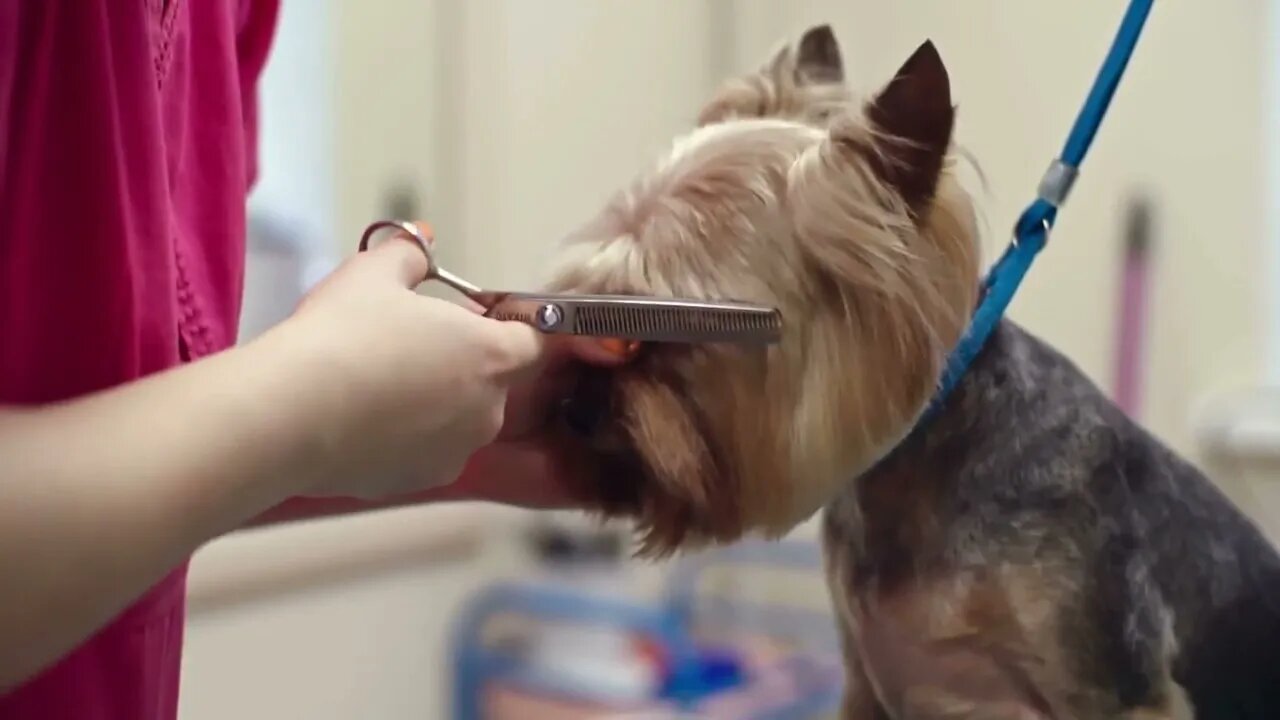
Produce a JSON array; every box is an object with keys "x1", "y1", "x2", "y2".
[
  {"x1": 759, "y1": 24, "x2": 845, "y2": 87},
  {"x1": 795, "y1": 24, "x2": 845, "y2": 85},
  {"x1": 860, "y1": 40, "x2": 955, "y2": 215},
  {"x1": 698, "y1": 24, "x2": 849, "y2": 126}
]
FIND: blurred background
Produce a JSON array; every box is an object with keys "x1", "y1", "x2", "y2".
[{"x1": 182, "y1": 1, "x2": 1280, "y2": 718}]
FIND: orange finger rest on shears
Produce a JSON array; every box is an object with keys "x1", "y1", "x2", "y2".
[{"x1": 596, "y1": 338, "x2": 641, "y2": 361}]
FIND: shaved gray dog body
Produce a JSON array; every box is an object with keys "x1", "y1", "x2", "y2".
[{"x1": 824, "y1": 320, "x2": 1280, "y2": 719}]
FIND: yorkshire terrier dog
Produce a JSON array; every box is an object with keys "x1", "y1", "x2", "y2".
[{"x1": 545, "y1": 24, "x2": 1280, "y2": 720}]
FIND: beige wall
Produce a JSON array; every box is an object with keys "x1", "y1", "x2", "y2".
[
  {"x1": 335, "y1": 0, "x2": 1274, "y2": 481},
  {"x1": 181, "y1": 3, "x2": 1277, "y2": 719},
  {"x1": 729, "y1": 1, "x2": 1275, "y2": 517},
  {"x1": 731, "y1": 2, "x2": 1271, "y2": 487}
]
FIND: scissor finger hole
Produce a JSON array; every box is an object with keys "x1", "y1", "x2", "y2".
[{"x1": 358, "y1": 219, "x2": 438, "y2": 271}]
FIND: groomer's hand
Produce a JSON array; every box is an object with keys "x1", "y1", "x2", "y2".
[
  {"x1": 447, "y1": 333, "x2": 629, "y2": 509},
  {"x1": 270, "y1": 229, "x2": 549, "y2": 500}
]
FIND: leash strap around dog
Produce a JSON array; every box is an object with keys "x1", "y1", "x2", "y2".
[{"x1": 922, "y1": 0, "x2": 1156, "y2": 419}]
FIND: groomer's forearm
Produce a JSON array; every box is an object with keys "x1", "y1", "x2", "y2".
[
  {"x1": 0, "y1": 327, "x2": 322, "y2": 691},
  {"x1": 250, "y1": 484, "x2": 469, "y2": 526},
  {"x1": 251, "y1": 458, "x2": 497, "y2": 525},
  {"x1": 247, "y1": 450, "x2": 525, "y2": 527}
]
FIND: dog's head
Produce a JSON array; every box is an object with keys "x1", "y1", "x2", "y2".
[{"x1": 547, "y1": 26, "x2": 982, "y2": 555}]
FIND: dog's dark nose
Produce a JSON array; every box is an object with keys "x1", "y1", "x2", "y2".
[
  {"x1": 560, "y1": 367, "x2": 614, "y2": 437},
  {"x1": 561, "y1": 395, "x2": 604, "y2": 437}
]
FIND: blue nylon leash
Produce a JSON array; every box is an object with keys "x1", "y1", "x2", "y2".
[{"x1": 921, "y1": 0, "x2": 1156, "y2": 420}]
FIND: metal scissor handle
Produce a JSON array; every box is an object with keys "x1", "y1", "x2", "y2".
[{"x1": 358, "y1": 219, "x2": 486, "y2": 299}]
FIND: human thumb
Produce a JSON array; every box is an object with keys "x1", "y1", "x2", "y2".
[
  {"x1": 484, "y1": 320, "x2": 550, "y2": 382},
  {"x1": 353, "y1": 222, "x2": 434, "y2": 289}
]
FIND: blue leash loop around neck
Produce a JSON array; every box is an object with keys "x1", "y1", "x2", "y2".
[{"x1": 921, "y1": 0, "x2": 1156, "y2": 420}]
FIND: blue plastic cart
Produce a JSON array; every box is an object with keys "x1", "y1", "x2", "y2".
[{"x1": 450, "y1": 538, "x2": 843, "y2": 719}]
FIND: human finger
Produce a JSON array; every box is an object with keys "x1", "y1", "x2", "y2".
[
  {"x1": 354, "y1": 233, "x2": 432, "y2": 288},
  {"x1": 484, "y1": 320, "x2": 550, "y2": 383},
  {"x1": 457, "y1": 439, "x2": 594, "y2": 509}
]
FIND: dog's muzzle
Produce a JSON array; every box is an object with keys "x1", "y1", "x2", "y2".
[{"x1": 559, "y1": 366, "x2": 614, "y2": 438}]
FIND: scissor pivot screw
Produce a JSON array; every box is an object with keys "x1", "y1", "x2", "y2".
[{"x1": 537, "y1": 303, "x2": 564, "y2": 330}]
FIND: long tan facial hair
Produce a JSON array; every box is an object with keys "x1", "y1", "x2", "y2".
[{"x1": 546, "y1": 29, "x2": 982, "y2": 556}]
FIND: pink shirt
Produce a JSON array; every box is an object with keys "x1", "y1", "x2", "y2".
[{"x1": 0, "y1": 1, "x2": 279, "y2": 717}]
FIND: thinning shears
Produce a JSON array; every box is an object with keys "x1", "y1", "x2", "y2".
[{"x1": 358, "y1": 219, "x2": 782, "y2": 347}]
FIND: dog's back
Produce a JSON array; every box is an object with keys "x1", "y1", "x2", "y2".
[
  {"x1": 824, "y1": 320, "x2": 1280, "y2": 718},
  {"x1": 1065, "y1": 336, "x2": 1280, "y2": 718}
]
